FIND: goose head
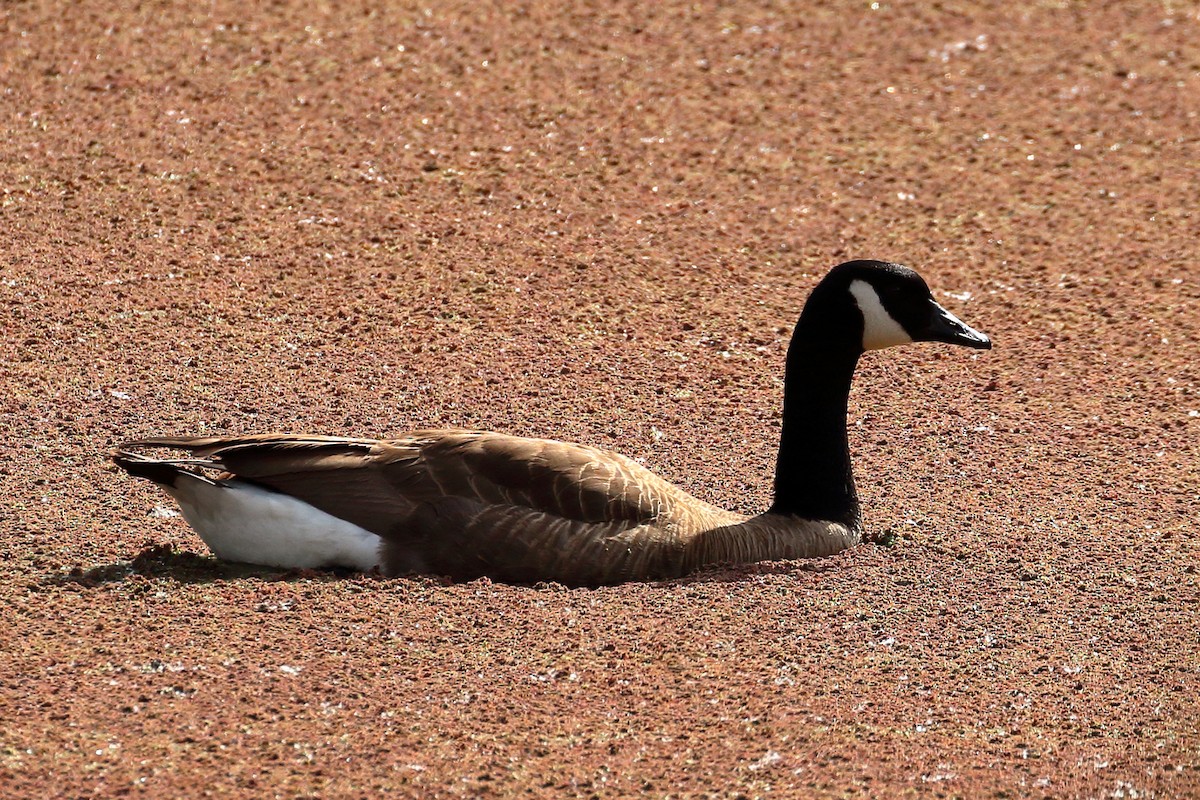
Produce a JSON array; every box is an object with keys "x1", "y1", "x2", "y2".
[
  {"x1": 800, "y1": 260, "x2": 992, "y2": 353},
  {"x1": 771, "y1": 260, "x2": 991, "y2": 527}
]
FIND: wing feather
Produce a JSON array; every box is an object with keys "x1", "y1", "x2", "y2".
[{"x1": 118, "y1": 430, "x2": 690, "y2": 534}]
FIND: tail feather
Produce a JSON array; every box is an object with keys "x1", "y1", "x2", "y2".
[
  {"x1": 112, "y1": 450, "x2": 220, "y2": 487},
  {"x1": 120, "y1": 434, "x2": 375, "y2": 459}
]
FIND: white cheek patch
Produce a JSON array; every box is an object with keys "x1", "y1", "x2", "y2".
[{"x1": 849, "y1": 279, "x2": 913, "y2": 350}]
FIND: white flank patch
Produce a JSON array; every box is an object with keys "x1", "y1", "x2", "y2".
[
  {"x1": 163, "y1": 474, "x2": 383, "y2": 571},
  {"x1": 849, "y1": 279, "x2": 913, "y2": 350}
]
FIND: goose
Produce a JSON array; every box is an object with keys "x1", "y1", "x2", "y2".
[{"x1": 113, "y1": 260, "x2": 991, "y2": 586}]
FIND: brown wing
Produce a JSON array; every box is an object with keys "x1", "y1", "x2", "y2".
[
  {"x1": 120, "y1": 430, "x2": 687, "y2": 534},
  {"x1": 377, "y1": 431, "x2": 678, "y2": 523}
]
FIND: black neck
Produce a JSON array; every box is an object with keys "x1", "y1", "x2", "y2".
[{"x1": 768, "y1": 324, "x2": 862, "y2": 531}]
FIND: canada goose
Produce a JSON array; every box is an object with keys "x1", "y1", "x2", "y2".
[{"x1": 113, "y1": 260, "x2": 991, "y2": 586}]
